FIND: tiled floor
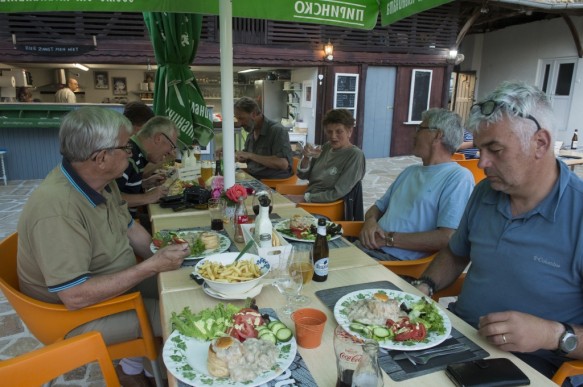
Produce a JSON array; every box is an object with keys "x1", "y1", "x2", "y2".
[
  {"x1": 2, "y1": 157, "x2": 581, "y2": 386},
  {"x1": 0, "y1": 156, "x2": 420, "y2": 386}
]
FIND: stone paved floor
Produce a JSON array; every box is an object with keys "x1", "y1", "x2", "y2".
[
  {"x1": 0, "y1": 156, "x2": 420, "y2": 386},
  {"x1": 2, "y1": 157, "x2": 581, "y2": 386}
]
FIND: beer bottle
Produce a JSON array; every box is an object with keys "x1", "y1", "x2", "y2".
[
  {"x1": 312, "y1": 218, "x2": 329, "y2": 282},
  {"x1": 215, "y1": 158, "x2": 222, "y2": 176},
  {"x1": 571, "y1": 129, "x2": 579, "y2": 150}
]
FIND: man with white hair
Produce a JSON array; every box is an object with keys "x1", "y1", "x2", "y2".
[
  {"x1": 55, "y1": 77, "x2": 78, "y2": 103},
  {"x1": 416, "y1": 81, "x2": 583, "y2": 383}
]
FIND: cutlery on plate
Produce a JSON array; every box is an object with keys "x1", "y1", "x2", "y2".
[
  {"x1": 392, "y1": 343, "x2": 467, "y2": 361},
  {"x1": 405, "y1": 345, "x2": 468, "y2": 366}
]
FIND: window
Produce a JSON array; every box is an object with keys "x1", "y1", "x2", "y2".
[
  {"x1": 408, "y1": 69, "x2": 432, "y2": 123},
  {"x1": 333, "y1": 73, "x2": 359, "y2": 118}
]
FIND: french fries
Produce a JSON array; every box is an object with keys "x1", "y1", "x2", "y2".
[
  {"x1": 198, "y1": 260, "x2": 262, "y2": 283},
  {"x1": 272, "y1": 230, "x2": 281, "y2": 247}
]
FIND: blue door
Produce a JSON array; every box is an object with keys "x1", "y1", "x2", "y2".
[{"x1": 362, "y1": 67, "x2": 396, "y2": 158}]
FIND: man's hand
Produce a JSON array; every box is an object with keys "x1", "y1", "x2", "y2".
[
  {"x1": 143, "y1": 173, "x2": 166, "y2": 190},
  {"x1": 145, "y1": 186, "x2": 169, "y2": 204},
  {"x1": 235, "y1": 150, "x2": 251, "y2": 162},
  {"x1": 359, "y1": 218, "x2": 386, "y2": 249},
  {"x1": 150, "y1": 243, "x2": 190, "y2": 272},
  {"x1": 479, "y1": 311, "x2": 563, "y2": 353}
]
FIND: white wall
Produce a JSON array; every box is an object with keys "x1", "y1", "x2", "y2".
[
  {"x1": 291, "y1": 68, "x2": 318, "y2": 144},
  {"x1": 460, "y1": 17, "x2": 583, "y2": 143}
]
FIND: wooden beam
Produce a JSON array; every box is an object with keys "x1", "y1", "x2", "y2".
[
  {"x1": 456, "y1": 7, "x2": 482, "y2": 48},
  {"x1": 562, "y1": 14, "x2": 583, "y2": 59}
]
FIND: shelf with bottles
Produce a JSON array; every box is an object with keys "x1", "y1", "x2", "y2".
[{"x1": 132, "y1": 91, "x2": 155, "y2": 101}]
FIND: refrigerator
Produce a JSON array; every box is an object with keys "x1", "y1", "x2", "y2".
[{"x1": 254, "y1": 80, "x2": 287, "y2": 120}]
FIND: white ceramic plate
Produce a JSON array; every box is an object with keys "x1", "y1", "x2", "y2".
[
  {"x1": 274, "y1": 218, "x2": 342, "y2": 243},
  {"x1": 201, "y1": 282, "x2": 264, "y2": 300},
  {"x1": 334, "y1": 288, "x2": 452, "y2": 351},
  {"x1": 150, "y1": 230, "x2": 231, "y2": 260},
  {"x1": 163, "y1": 330, "x2": 297, "y2": 387}
]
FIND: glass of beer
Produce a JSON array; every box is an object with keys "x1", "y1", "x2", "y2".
[
  {"x1": 290, "y1": 249, "x2": 314, "y2": 305},
  {"x1": 193, "y1": 145, "x2": 201, "y2": 161},
  {"x1": 201, "y1": 160, "x2": 213, "y2": 183}
]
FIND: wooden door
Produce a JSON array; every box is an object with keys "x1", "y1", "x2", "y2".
[{"x1": 452, "y1": 71, "x2": 476, "y2": 126}]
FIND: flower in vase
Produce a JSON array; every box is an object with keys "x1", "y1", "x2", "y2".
[
  {"x1": 210, "y1": 176, "x2": 224, "y2": 200},
  {"x1": 224, "y1": 183, "x2": 248, "y2": 204}
]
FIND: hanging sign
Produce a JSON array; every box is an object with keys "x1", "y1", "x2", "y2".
[{"x1": 14, "y1": 44, "x2": 95, "y2": 56}]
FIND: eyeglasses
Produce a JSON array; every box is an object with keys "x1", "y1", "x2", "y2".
[
  {"x1": 416, "y1": 125, "x2": 439, "y2": 133},
  {"x1": 161, "y1": 132, "x2": 177, "y2": 151},
  {"x1": 471, "y1": 100, "x2": 541, "y2": 131},
  {"x1": 89, "y1": 144, "x2": 133, "y2": 160}
]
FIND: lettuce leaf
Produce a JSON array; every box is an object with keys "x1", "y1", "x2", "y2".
[{"x1": 170, "y1": 303, "x2": 240, "y2": 340}]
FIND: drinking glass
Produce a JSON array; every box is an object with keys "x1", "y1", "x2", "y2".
[
  {"x1": 272, "y1": 247, "x2": 303, "y2": 316},
  {"x1": 291, "y1": 249, "x2": 313, "y2": 306},
  {"x1": 252, "y1": 189, "x2": 273, "y2": 216},
  {"x1": 305, "y1": 143, "x2": 322, "y2": 159}
]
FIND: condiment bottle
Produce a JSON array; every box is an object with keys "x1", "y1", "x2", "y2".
[
  {"x1": 233, "y1": 196, "x2": 248, "y2": 243},
  {"x1": 215, "y1": 158, "x2": 222, "y2": 176},
  {"x1": 312, "y1": 218, "x2": 329, "y2": 282},
  {"x1": 254, "y1": 195, "x2": 272, "y2": 248},
  {"x1": 571, "y1": 129, "x2": 579, "y2": 149},
  {"x1": 351, "y1": 340, "x2": 383, "y2": 387}
]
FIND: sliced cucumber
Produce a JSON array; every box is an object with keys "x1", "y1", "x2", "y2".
[
  {"x1": 259, "y1": 331, "x2": 277, "y2": 344},
  {"x1": 267, "y1": 321, "x2": 280, "y2": 330},
  {"x1": 270, "y1": 322, "x2": 287, "y2": 334},
  {"x1": 373, "y1": 327, "x2": 390, "y2": 338},
  {"x1": 256, "y1": 325, "x2": 269, "y2": 332},
  {"x1": 353, "y1": 319, "x2": 371, "y2": 325},
  {"x1": 275, "y1": 328, "x2": 293, "y2": 342},
  {"x1": 349, "y1": 322, "x2": 366, "y2": 333}
]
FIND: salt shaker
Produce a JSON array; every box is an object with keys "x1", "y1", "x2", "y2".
[{"x1": 351, "y1": 340, "x2": 383, "y2": 387}]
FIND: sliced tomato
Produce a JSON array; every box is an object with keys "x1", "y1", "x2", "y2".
[
  {"x1": 152, "y1": 239, "x2": 164, "y2": 248},
  {"x1": 392, "y1": 318, "x2": 427, "y2": 342},
  {"x1": 172, "y1": 236, "x2": 188, "y2": 244},
  {"x1": 230, "y1": 308, "x2": 265, "y2": 342}
]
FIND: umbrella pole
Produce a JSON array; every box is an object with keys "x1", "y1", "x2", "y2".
[{"x1": 219, "y1": 0, "x2": 236, "y2": 189}]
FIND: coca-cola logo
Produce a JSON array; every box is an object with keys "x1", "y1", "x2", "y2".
[
  {"x1": 339, "y1": 352, "x2": 363, "y2": 363},
  {"x1": 236, "y1": 215, "x2": 249, "y2": 224}
]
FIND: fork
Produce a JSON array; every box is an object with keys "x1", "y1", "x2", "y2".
[{"x1": 405, "y1": 345, "x2": 468, "y2": 365}]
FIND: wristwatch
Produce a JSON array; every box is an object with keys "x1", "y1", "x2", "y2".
[
  {"x1": 557, "y1": 322, "x2": 578, "y2": 356},
  {"x1": 385, "y1": 232, "x2": 395, "y2": 247},
  {"x1": 411, "y1": 276, "x2": 436, "y2": 297}
]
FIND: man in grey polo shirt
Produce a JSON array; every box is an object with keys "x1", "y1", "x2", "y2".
[
  {"x1": 233, "y1": 96, "x2": 293, "y2": 179},
  {"x1": 17, "y1": 106, "x2": 190, "y2": 385}
]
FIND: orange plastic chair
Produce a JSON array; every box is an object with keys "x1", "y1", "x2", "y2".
[
  {"x1": 0, "y1": 331, "x2": 120, "y2": 386},
  {"x1": 276, "y1": 183, "x2": 344, "y2": 220},
  {"x1": 380, "y1": 253, "x2": 437, "y2": 278},
  {"x1": 261, "y1": 157, "x2": 300, "y2": 188},
  {"x1": 553, "y1": 360, "x2": 583, "y2": 385},
  {"x1": 335, "y1": 221, "x2": 364, "y2": 238},
  {"x1": 431, "y1": 273, "x2": 466, "y2": 301},
  {"x1": 451, "y1": 153, "x2": 466, "y2": 160},
  {"x1": 0, "y1": 233, "x2": 163, "y2": 387},
  {"x1": 455, "y1": 158, "x2": 486, "y2": 184}
]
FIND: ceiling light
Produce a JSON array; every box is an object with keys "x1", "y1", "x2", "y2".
[
  {"x1": 324, "y1": 40, "x2": 334, "y2": 61},
  {"x1": 73, "y1": 63, "x2": 89, "y2": 71},
  {"x1": 238, "y1": 68, "x2": 259, "y2": 74}
]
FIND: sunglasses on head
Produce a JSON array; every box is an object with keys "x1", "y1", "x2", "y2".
[{"x1": 470, "y1": 100, "x2": 541, "y2": 131}]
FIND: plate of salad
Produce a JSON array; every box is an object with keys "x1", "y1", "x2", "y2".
[
  {"x1": 150, "y1": 229, "x2": 231, "y2": 260},
  {"x1": 274, "y1": 218, "x2": 343, "y2": 243},
  {"x1": 334, "y1": 288, "x2": 451, "y2": 351},
  {"x1": 164, "y1": 302, "x2": 297, "y2": 386}
]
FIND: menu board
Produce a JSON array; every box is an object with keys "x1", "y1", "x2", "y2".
[{"x1": 334, "y1": 73, "x2": 359, "y2": 118}]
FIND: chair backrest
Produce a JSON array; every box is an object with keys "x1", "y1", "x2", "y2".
[
  {"x1": 455, "y1": 159, "x2": 486, "y2": 184},
  {"x1": 297, "y1": 199, "x2": 345, "y2": 221},
  {"x1": 0, "y1": 331, "x2": 120, "y2": 386},
  {"x1": 343, "y1": 180, "x2": 364, "y2": 221},
  {"x1": 335, "y1": 221, "x2": 364, "y2": 238},
  {"x1": 275, "y1": 183, "x2": 307, "y2": 195},
  {"x1": 379, "y1": 253, "x2": 437, "y2": 278},
  {"x1": 292, "y1": 156, "x2": 300, "y2": 174},
  {"x1": 451, "y1": 153, "x2": 466, "y2": 160},
  {"x1": 0, "y1": 233, "x2": 159, "y2": 364},
  {"x1": 261, "y1": 174, "x2": 298, "y2": 189}
]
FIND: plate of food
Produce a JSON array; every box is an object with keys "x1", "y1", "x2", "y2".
[
  {"x1": 274, "y1": 215, "x2": 343, "y2": 243},
  {"x1": 334, "y1": 288, "x2": 451, "y2": 351},
  {"x1": 151, "y1": 230, "x2": 231, "y2": 260},
  {"x1": 164, "y1": 303, "x2": 297, "y2": 386}
]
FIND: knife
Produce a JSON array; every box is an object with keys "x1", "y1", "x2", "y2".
[{"x1": 392, "y1": 343, "x2": 467, "y2": 361}]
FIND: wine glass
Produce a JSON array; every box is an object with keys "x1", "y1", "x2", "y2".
[
  {"x1": 252, "y1": 189, "x2": 273, "y2": 216},
  {"x1": 291, "y1": 249, "x2": 313, "y2": 306},
  {"x1": 272, "y1": 247, "x2": 303, "y2": 316}
]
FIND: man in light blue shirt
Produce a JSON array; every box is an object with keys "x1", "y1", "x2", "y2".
[
  {"x1": 416, "y1": 81, "x2": 583, "y2": 383},
  {"x1": 358, "y1": 108, "x2": 474, "y2": 261}
]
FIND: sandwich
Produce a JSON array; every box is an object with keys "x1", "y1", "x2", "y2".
[{"x1": 207, "y1": 336, "x2": 241, "y2": 377}]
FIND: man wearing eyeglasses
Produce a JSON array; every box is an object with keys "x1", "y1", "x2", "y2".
[
  {"x1": 116, "y1": 116, "x2": 178, "y2": 221},
  {"x1": 358, "y1": 108, "x2": 475, "y2": 261},
  {"x1": 17, "y1": 107, "x2": 190, "y2": 384},
  {"x1": 416, "y1": 81, "x2": 583, "y2": 383}
]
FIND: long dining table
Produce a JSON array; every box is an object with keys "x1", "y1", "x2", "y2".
[{"x1": 152, "y1": 199, "x2": 552, "y2": 386}]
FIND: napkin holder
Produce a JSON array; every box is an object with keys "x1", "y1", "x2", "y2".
[{"x1": 241, "y1": 224, "x2": 291, "y2": 270}]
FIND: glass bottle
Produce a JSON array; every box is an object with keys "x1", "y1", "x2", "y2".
[
  {"x1": 351, "y1": 340, "x2": 383, "y2": 387},
  {"x1": 571, "y1": 129, "x2": 579, "y2": 149},
  {"x1": 312, "y1": 218, "x2": 329, "y2": 282},
  {"x1": 215, "y1": 158, "x2": 222, "y2": 176},
  {"x1": 334, "y1": 325, "x2": 364, "y2": 387},
  {"x1": 233, "y1": 196, "x2": 248, "y2": 243},
  {"x1": 254, "y1": 195, "x2": 272, "y2": 248}
]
